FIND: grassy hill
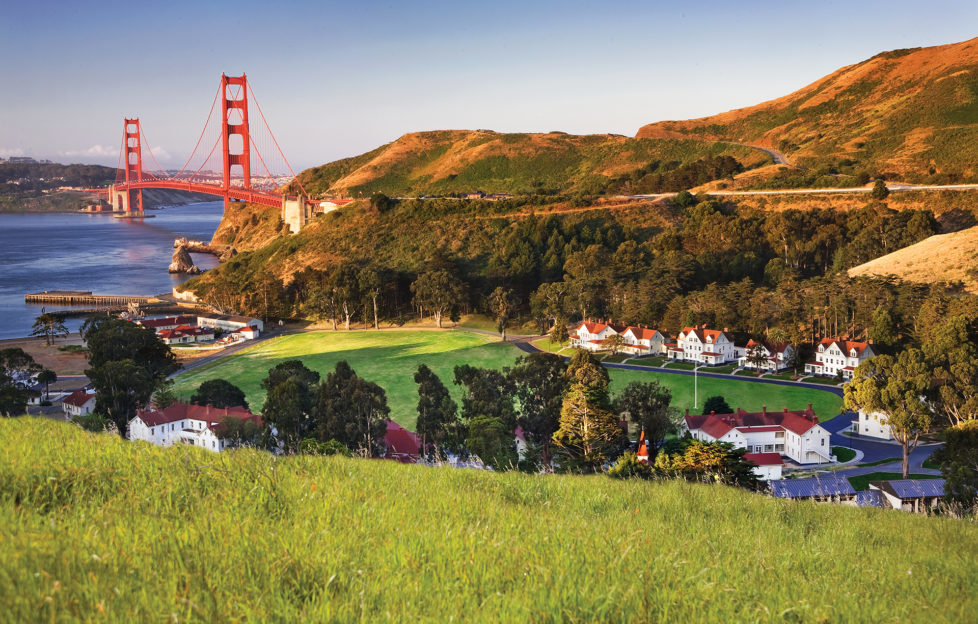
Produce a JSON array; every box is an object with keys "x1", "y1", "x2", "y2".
[
  {"x1": 848, "y1": 225, "x2": 978, "y2": 292},
  {"x1": 169, "y1": 330, "x2": 842, "y2": 429},
  {"x1": 637, "y1": 38, "x2": 978, "y2": 184},
  {"x1": 287, "y1": 130, "x2": 769, "y2": 197},
  {"x1": 2, "y1": 417, "x2": 976, "y2": 622}
]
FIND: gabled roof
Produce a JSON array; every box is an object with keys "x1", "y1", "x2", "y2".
[
  {"x1": 875, "y1": 479, "x2": 945, "y2": 499},
  {"x1": 623, "y1": 326, "x2": 662, "y2": 341},
  {"x1": 745, "y1": 339, "x2": 790, "y2": 354},
  {"x1": 819, "y1": 338, "x2": 873, "y2": 357},
  {"x1": 385, "y1": 420, "x2": 420, "y2": 461},
  {"x1": 685, "y1": 405, "x2": 821, "y2": 437},
  {"x1": 138, "y1": 315, "x2": 196, "y2": 329},
  {"x1": 134, "y1": 402, "x2": 259, "y2": 431},
  {"x1": 62, "y1": 390, "x2": 95, "y2": 408},
  {"x1": 577, "y1": 320, "x2": 625, "y2": 335},
  {"x1": 743, "y1": 452, "x2": 783, "y2": 466},
  {"x1": 681, "y1": 326, "x2": 730, "y2": 344}
]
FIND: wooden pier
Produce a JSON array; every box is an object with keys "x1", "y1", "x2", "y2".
[{"x1": 25, "y1": 291, "x2": 155, "y2": 306}]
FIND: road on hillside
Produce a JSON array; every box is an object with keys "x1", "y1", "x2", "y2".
[
  {"x1": 740, "y1": 144, "x2": 791, "y2": 166},
  {"x1": 622, "y1": 181, "x2": 978, "y2": 201}
]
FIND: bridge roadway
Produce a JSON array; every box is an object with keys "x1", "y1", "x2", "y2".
[{"x1": 109, "y1": 180, "x2": 287, "y2": 209}]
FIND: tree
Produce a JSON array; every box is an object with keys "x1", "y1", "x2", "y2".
[
  {"x1": 509, "y1": 353, "x2": 568, "y2": 467},
  {"x1": 313, "y1": 361, "x2": 389, "y2": 457},
  {"x1": 868, "y1": 306, "x2": 897, "y2": 352},
  {"x1": 82, "y1": 318, "x2": 178, "y2": 436},
  {"x1": 191, "y1": 379, "x2": 249, "y2": 410},
  {"x1": 924, "y1": 315, "x2": 978, "y2": 427},
  {"x1": 845, "y1": 349, "x2": 932, "y2": 478},
  {"x1": 488, "y1": 286, "x2": 516, "y2": 341},
  {"x1": 653, "y1": 438, "x2": 759, "y2": 489},
  {"x1": 871, "y1": 178, "x2": 889, "y2": 200},
  {"x1": 36, "y1": 369, "x2": 57, "y2": 401},
  {"x1": 152, "y1": 378, "x2": 176, "y2": 409},
  {"x1": 31, "y1": 313, "x2": 69, "y2": 346},
  {"x1": 602, "y1": 332, "x2": 626, "y2": 355},
  {"x1": 218, "y1": 415, "x2": 262, "y2": 448},
  {"x1": 331, "y1": 261, "x2": 362, "y2": 331},
  {"x1": 564, "y1": 349, "x2": 609, "y2": 398},
  {"x1": 702, "y1": 395, "x2": 732, "y2": 415},
  {"x1": 261, "y1": 360, "x2": 321, "y2": 453},
  {"x1": 358, "y1": 265, "x2": 388, "y2": 331},
  {"x1": 552, "y1": 384, "x2": 623, "y2": 472},
  {"x1": 466, "y1": 414, "x2": 518, "y2": 470},
  {"x1": 548, "y1": 318, "x2": 569, "y2": 348},
  {"x1": 745, "y1": 343, "x2": 769, "y2": 371},
  {"x1": 411, "y1": 268, "x2": 466, "y2": 328},
  {"x1": 87, "y1": 359, "x2": 153, "y2": 435},
  {"x1": 414, "y1": 364, "x2": 460, "y2": 454},
  {"x1": 454, "y1": 365, "x2": 517, "y2": 467},
  {"x1": 614, "y1": 381, "x2": 674, "y2": 454},
  {"x1": 930, "y1": 420, "x2": 978, "y2": 508},
  {"x1": 0, "y1": 348, "x2": 42, "y2": 416}
]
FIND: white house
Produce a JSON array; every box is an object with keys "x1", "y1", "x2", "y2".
[
  {"x1": 196, "y1": 314, "x2": 264, "y2": 336},
  {"x1": 668, "y1": 326, "x2": 737, "y2": 365},
  {"x1": 805, "y1": 338, "x2": 875, "y2": 380},
  {"x1": 620, "y1": 326, "x2": 668, "y2": 356},
  {"x1": 128, "y1": 402, "x2": 262, "y2": 452},
  {"x1": 738, "y1": 339, "x2": 795, "y2": 372},
  {"x1": 743, "y1": 452, "x2": 784, "y2": 480},
  {"x1": 683, "y1": 404, "x2": 833, "y2": 465},
  {"x1": 570, "y1": 320, "x2": 625, "y2": 351},
  {"x1": 61, "y1": 390, "x2": 96, "y2": 418},
  {"x1": 157, "y1": 325, "x2": 216, "y2": 345},
  {"x1": 853, "y1": 409, "x2": 894, "y2": 440}
]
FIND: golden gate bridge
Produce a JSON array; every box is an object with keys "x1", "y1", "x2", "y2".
[{"x1": 86, "y1": 73, "x2": 326, "y2": 229}]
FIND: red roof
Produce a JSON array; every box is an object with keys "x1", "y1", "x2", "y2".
[
  {"x1": 686, "y1": 405, "x2": 821, "y2": 438},
  {"x1": 624, "y1": 326, "x2": 661, "y2": 341},
  {"x1": 62, "y1": 390, "x2": 95, "y2": 408},
  {"x1": 736, "y1": 425, "x2": 783, "y2": 433},
  {"x1": 745, "y1": 339, "x2": 790, "y2": 354},
  {"x1": 744, "y1": 452, "x2": 784, "y2": 466},
  {"x1": 384, "y1": 420, "x2": 420, "y2": 462},
  {"x1": 577, "y1": 321, "x2": 626, "y2": 335},
  {"x1": 135, "y1": 402, "x2": 260, "y2": 431},
  {"x1": 139, "y1": 315, "x2": 196, "y2": 329},
  {"x1": 681, "y1": 326, "x2": 730, "y2": 344},
  {"x1": 819, "y1": 338, "x2": 872, "y2": 357}
]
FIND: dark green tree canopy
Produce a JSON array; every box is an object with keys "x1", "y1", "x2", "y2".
[
  {"x1": 509, "y1": 353, "x2": 568, "y2": 463},
  {"x1": 313, "y1": 361, "x2": 389, "y2": 457},
  {"x1": 191, "y1": 379, "x2": 249, "y2": 410},
  {"x1": 702, "y1": 395, "x2": 732, "y2": 415},
  {"x1": 614, "y1": 381, "x2": 674, "y2": 453},
  {"x1": 0, "y1": 348, "x2": 42, "y2": 416},
  {"x1": 414, "y1": 364, "x2": 460, "y2": 453},
  {"x1": 82, "y1": 318, "x2": 178, "y2": 380}
]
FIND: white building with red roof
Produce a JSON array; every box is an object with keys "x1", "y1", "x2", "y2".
[
  {"x1": 137, "y1": 315, "x2": 197, "y2": 332},
  {"x1": 743, "y1": 452, "x2": 785, "y2": 481},
  {"x1": 570, "y1": 320, "x2": 625, "y2": 351},
  {"x1": 157, "y1": 325, "x2": 215, "y2": 345},
  {"x1": 620, "y1": 326, "x2": 668, "y2": 356},
  {"x1": 128, "y1": 402, "x2": 262, "y2": 452},
  {"x1": 668, "y1": 326, "x2": 737, "y2": 365},
  {"x1": 738, "y1": 339, "x2": 795, "y2": 372},
  {"x1": 683, "y1": 404, "x2": 832, "y2": 466},
  {"x1": 804, "y1": 338, "x2": 875, "y2": 380},
  {"x1": 61, "y1": 390, "x2": 96, "y2": 418}
]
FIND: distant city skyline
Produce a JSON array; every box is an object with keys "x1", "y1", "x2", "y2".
[{"x1": 1, "y1": 0, "x2": 976, "y2": 171}]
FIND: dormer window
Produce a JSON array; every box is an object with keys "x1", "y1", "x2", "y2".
[
  {"x1": 818, "y1": 345, "x2": 824, "y2": 352},
  {"x1": 850, "y1": 349, "x2": 857, "y2": 357}
]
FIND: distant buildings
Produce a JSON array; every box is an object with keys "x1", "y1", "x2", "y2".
[
  {"x1": 853, "y1": 409, "x2": 894, "y2": 440},
  {"x1": 136, "y1": 314, "x2": 262, "y2": 345},
  {"x1": 683, "y1": 404, "x2": 833, "y2": 465},
  {"x1": 668, "y1": 326, "x2": 737, "y2": 365},
  {"x1": 128, "y1": 402, "x2": 262, "y2": 452},
  {"x1": 805, "y1": 338, "x2": 875, "y2": 380},
  {"x1": 61, "y1": 390, "x2": 96, "y2": 418},
  {"x1": 569, "y1": 320, "x2": 667, "y2": 355},
  {"x1": 738, "y1": 339, "x2": 795, "y2": 372}
]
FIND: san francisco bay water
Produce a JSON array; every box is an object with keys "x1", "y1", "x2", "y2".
[{"x1": 0, "y1": 201, "x2": 224, "y2": 340}]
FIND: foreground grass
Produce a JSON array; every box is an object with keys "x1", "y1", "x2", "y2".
[
  {"x1": 1, "y1": 418, "x2": 976, "y2": 623},
  {"x1": 172, "y1": 331, "x2": 843, "y2": 429}
]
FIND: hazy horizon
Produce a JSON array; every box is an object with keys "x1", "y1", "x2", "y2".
[{"x1": 2, "y1": 0, "x2": 976, "y2": 172}]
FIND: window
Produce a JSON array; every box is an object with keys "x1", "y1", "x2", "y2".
[
  {"x1": 151, "y1": 427, "x2": 154, "y2": 435},
  {"x1": 775, "y1": 444, "x2": 784, "y2": 452},
  {"x1": 775, "y1": 431, "x2": 784, "y2": 439},
  {"x1": 764, "y1": 445, "x2": 774, "y2": 452},
  {"x1": 821, "y1": 439, "x2": 825, "y2": 446}
]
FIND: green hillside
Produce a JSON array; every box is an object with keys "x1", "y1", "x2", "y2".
[
  {"x1": 637, "y1": 38, "x2": 978, "y2": 184},
  {"x1": 288, "y1": 129, "x2": 769, "y2": 197},
  {"x1": 1, "y1": 418, "x2": 975, "y2": 622}
]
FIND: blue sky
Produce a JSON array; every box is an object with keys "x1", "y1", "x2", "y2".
[{"x1": 1, "y1": 0, "x2": 976, "y2": 171}]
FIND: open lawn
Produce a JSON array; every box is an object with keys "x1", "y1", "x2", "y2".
[
  {"x1": 607, "y1": 368, "x2": 843, "y2": 423},
  {"x1": 847, "y1": 472, "x2": 944, "y2": 491},
  {"x1": 172, "y1": 331, "x2": 844, "y2": 430},
  {"x1": 530, "y1": 337, "x2": 570, "y2": 353},
  {"x1": 172, "y1": 330, "x2": 523, "y2": 428},
  {"x1": 2, "y1": 418, "x2": 977, "y2": 622},
  {"x1": 832, "y1": 446, "x2": 857, "y2": 462},
  {"x1": 663, "y1": 361, "x2": 697, "y2": 370}
]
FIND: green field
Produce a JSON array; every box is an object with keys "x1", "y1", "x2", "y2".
[
  {"x1": 173, "y1": 331, "x2": 843, "y2": 429},
  {"x1": 172, "y1": 331, "x2": 520, "y2": 428},
  {"x1": 1, "y1": 418, "x2": 976, "y2": 622}
]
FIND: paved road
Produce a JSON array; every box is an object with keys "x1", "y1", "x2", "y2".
[
  {"x1": 623, "y1": 182, "x2": 978, "y2": 202},
  {"x1": 818, "y1": 412, "x2": 941, "y2": 476},
  {"x1": 169, "y1": 328, "x2": 286, "y2": 379},
  {"x1": 740, "y1": 143, "x2": 791, "y2": 166}
]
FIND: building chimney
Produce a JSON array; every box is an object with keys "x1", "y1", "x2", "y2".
[
  {"x1": 807, "y1": 403, "x2": 813, "y2": 413},
  {"x1": 762, "y1": 406, "x2": 767, "y2": 416},
  {"x1": 867, "y1": 339, "x2": 874, "y2": 345},
  {"x1": 783, "y1": 408, "x2": 788, "y2": 415},
  {"x1": 710, "y1": 410, "x2": 715, "y2": 416},
  {"x1": 685, "y1": 408, "x2": 689, "y2": 417},
  {"x1": 723, "y1": 327, "x2": 728, "y2": 333}
]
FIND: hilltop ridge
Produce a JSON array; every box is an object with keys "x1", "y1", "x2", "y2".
[{"x1": 637, "y1": 38, "x2": 978, "y2": 183}]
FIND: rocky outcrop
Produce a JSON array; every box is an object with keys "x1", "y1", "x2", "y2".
[{"x1": 168, "y1": 245, "x2": 201, "y2": 274}]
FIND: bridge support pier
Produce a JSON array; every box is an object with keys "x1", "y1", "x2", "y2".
[{"x1": 282, "y1": 194, "x2": 311, "y2": 234}]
